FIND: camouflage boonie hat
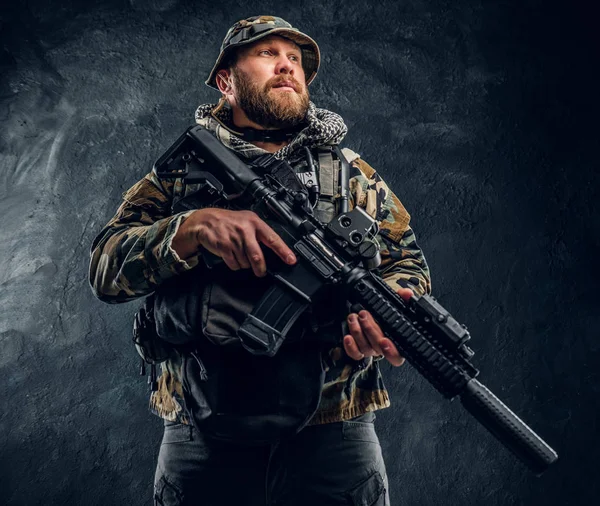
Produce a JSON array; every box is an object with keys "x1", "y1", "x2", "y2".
[{"x1": 205, "y1": 15, "x2": 320, "y2": 90}]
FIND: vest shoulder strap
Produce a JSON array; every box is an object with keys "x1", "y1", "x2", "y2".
[
  {"x1": 316, "y1": 147, "x2": 339, "y2": 199},
  {"x1": 314, "y1": 146, "x2": 361, "y2": 199}
]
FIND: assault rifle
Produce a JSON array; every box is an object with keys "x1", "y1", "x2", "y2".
[{"x1": 154, "y1": 125, "x2": 558, "y2": 474}]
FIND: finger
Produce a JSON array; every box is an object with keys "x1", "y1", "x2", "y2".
[
  {"x1": 343, "y1": 335, "x2": 365, "y2": 362},
  {"x1": 347, "y1": 313, "x2": 377, "y2": 357},
  {"x1": 255, "y1": 220, "x2": 296, "y2": 265},
  {"x1": 233, "y1": 247, "x2": 251, "y2": 270},
  {"x1": 221, "y1": 252, "x2": 241, "y2": 271},
  {"x1": 243, "y1": 233, "x2": 267, "y2": 277},
  {"x1": 231, "y1": 238, "x2": 251, "y2": 270},
  {"x1": 380, "y1": 337, "x2": 406, "y2": 367},
  {"x1": 357, "y1": 310, "x2": 385, "y2": 356},
  {"x1": 396, "y1": 287, "x2": 414, "y2": 301}
]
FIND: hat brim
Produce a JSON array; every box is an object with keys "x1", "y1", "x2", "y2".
[{"x1": 205, "y1": 28, "x2": 320, "y2": 91}]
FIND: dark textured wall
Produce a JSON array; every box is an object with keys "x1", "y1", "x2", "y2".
[{"x1": 1, "y1": 0, "x2": 597, "y2": 505}]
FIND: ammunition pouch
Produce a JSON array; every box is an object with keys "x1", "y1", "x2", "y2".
[
  {"x1": 181, "y1": 337, "x2": 325, "y2": 444},
  {"x1": 133, "y1": 294, "x2": 173, "y2": 365},
  {"x1": 151, "y1": 264, "x2": 333, "y2": 443}
]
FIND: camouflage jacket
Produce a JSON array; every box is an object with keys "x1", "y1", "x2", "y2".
[{"x1": 89, "y1": 103, "x2": 432, "y2": 425}]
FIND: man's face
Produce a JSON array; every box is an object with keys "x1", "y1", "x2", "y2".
[{"x1": 225, "y1": 35, "x2": 310, "y2": 129}]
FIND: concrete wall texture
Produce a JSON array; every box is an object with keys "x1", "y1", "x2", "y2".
[{"x1": 0, "y1": 0, "x2": 597, "y2": 505}]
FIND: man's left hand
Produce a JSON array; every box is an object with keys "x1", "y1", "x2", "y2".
[{"x1": 343, "y1": 287, "x2": 414, "y2": 367}]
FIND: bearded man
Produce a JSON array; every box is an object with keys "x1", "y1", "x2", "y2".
[{"x1": 89, "y1": 15, "x2": 431, "y2": 506}]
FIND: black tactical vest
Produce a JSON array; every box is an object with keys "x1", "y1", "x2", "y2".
[{"x1": 153, "y1": 146, "x2": 352, "y2": 443}]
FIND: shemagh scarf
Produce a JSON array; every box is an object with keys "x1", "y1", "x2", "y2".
[{"x1": 194, "y1": 101, "x2": 348, "y2": 164}]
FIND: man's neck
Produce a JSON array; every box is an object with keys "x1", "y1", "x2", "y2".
[
  {"x1": 231, "y1": 109, "x2": 290, "y2": 153},
  {"x1": 251, "y1": 139, "x2": 290, "y2": 153}
]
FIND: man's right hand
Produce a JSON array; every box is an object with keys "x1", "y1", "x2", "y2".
[{"x1": 171, "y1": 208, "x2": 297, "y2": 277}]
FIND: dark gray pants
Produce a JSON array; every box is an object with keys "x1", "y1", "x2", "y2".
[{"x1": 154, "y1": 412, "x2": 390, "y2": 505}]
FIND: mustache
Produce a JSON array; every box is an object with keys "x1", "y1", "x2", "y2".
[{"x1": 267, "y1": 76, "x2": 302, "y2": 92}]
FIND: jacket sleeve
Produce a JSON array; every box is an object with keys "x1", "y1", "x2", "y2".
[
  {"x1": 348, "y1": 156, "x2": 432, "y2": 297},
  {"x1": 89, "y1": 171, "x2": 202, "y2": 304}
]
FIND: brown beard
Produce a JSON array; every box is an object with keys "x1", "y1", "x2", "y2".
[{"x1": 231, "y1": 67, "x2": 310, "y2": 129}]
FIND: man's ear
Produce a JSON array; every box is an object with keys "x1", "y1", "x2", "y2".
[{"x1": 216, "y1": 69, "x2": 233, "y2": 94}]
